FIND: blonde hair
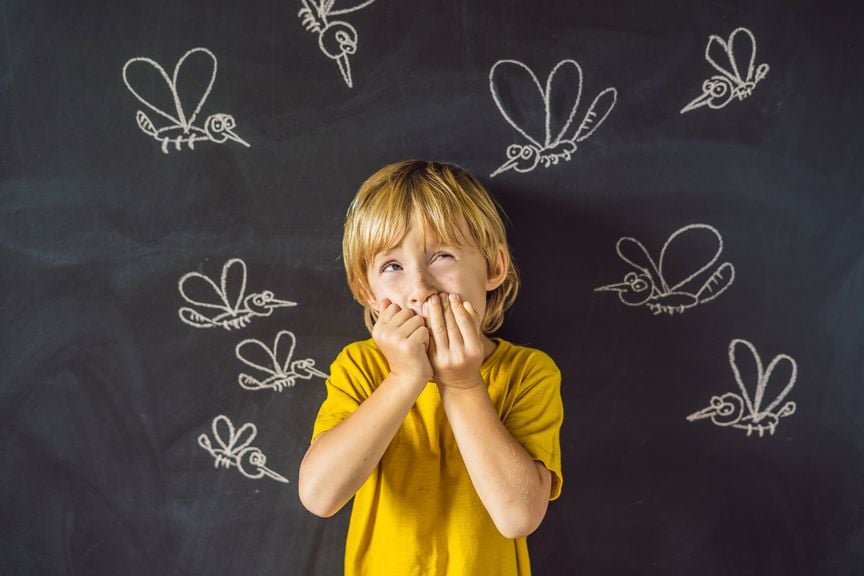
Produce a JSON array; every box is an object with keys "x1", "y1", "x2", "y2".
[{"x1": 343, "y1": 160, "x2": 519, "y2": 334}]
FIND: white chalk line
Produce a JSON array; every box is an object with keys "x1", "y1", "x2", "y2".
[
  {"x1": 122, "y1": 47, "x2": 250, "y2": 152},
  {"x1": 198, "y1": 415, "x2": 290, "y2": 483},
  {"x1": 686, "y1": 339, "x2": 797, "y2": 437},
  {"x1": 594, "y1": 223, "x2": 735, "y2": 315},
  {"x1": 489, "y1": 58, "x2": 616, "y2": 177},
  {"x1": 681, "y1": 27, "x2": 769, "y2": 114},
  {"x1": 178, "y1": 258, "x2": 296, "y2": 330},
  {"x1": 236, "y1": 330, "x2": 329, "y2": 392},
  {"x1": 298, "y1": 0, "x2": 378, "y2": 88}
]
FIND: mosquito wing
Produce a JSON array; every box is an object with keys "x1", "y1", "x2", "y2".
[
  {"x1": 728, "y1": 338, "x2": 797, "y2": 421},
  {"x1": 573, "y1": 86, "x2": 617, "y2": 143},
  {"x1": 123, "y1": 56, "x2": 183, "y2": 127},
  {"x1": 328, "y1": 0, "x2": 378, "y2": 16},
  {"x1": 615, "y1": 236, "x2": 663, "y2": 290},
  {"x1": 172, "y1": 47, "x2": 218, "y2": 130},
  {"x1": 657, "y1": 224, "x2": 725, "y2": 294},
  {"x1": 751, "y1": 343, "x2": 797, "y2": 417},
  {"x1": 490, "y1": 60, "x2": 548, "y2": 150},
  {"x1": 236, "y1": 337, "x2": 281, "y2": 377},
  {"x1": 728, "y1": 339, "x2": 761, "y2": 417},
  {"x1": 705, "y1": 28, "x2": 758, "y2": 85},
  {"x1": 272, "y1": 330, "x2": 299, "y2": 375},
  {"x1": 178, "y1": 272, "x2": 232, "y2": 327},
  {"x1": 543, "y1": 59, "x2": 584, "y2": 148},
  {"x1": 212, "y1": 415, "x2": 257, "y2": 454}
]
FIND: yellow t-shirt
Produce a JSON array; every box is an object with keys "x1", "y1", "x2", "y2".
[{"x1": 311, "y1": 338, "x2": 563, "y2": 576}]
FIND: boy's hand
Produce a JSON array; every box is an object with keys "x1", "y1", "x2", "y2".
[
  {"x1": 372, "y1": 299, "x2": 433, "y2": 383},
  {"x1": 425, "y1": 293, "x2": 485, "y2": 389}
]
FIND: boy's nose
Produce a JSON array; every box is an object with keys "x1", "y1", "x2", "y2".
[{"x1": 407, "y1": 270, "x2": 437, "y2": 312}]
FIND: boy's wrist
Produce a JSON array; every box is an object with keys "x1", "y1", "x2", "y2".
[
  {"x1": 385, "y1": 370, "x2": 431, "y2": 394},
  {"x1": 436, "y1": 374, "x2": 486, "y2": 396}
]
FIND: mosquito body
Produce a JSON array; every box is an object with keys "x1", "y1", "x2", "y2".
[
  {"x1": 489, "y1": 59, "x2": 617, "y2": 177},
  {"x1": 595, "y1": 224, "x2": 735, "y2": 315},
  {"x1": 298, "y1": 0, "x2": 377, "y2": 87},
  {"x1": 123, "y1": 47, "x2": 250, "y2": 153},
  {"x1": 136, "y1": 111, "x2": 249, "y2": 153},
  {"x1": 681, "y1": 27, "x2": 769, "y2": 114},
  {"x1": 236, "y1": 331, "x2": 329, "y2": 392},
  {"x1": 178, "y1": 258, "x2": 296, "y2": 330},
  {"x1": 687, "y1": 339, "x2": 797, "y2": 437},
  {"x1": 198, "y1": 415, "x2": 289, "y2": 483}
]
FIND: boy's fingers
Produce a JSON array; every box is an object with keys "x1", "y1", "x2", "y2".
[
  {"x1": 443, "y1": 293, "x2": 463, "y2": 347},
  {"x1": 397, "y1": 314, "x2": 426, "y2": 338},
  {"x1": 376, "y1": 299, "x2": 398, "y2": 323},
  {"x1": 463, "y1": 301, "x2": 482, "y2": 329},
  {"x1": 451, "y1": 296, "x2": 480, "y2": 346},
  {"x1": 425, "y1": 294, "x2": 449, "y2": 350},
  {"x1": 407, "y1": 324, "x2": 429, "y2": 345},
  {"x1": 391, "y1": 306, "x2": 417, "y2": 327}
]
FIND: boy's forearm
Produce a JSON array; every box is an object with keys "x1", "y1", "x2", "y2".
[
  {"x1": 298, "y1": 373, "x2": 426, "y2": 517},
  {"x1": 439, "y1": 382, "x2": 552, "y2": 540}
]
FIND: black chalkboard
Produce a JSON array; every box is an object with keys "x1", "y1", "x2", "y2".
[{"x1": 1, "y1": 0, "x2": 862, "y2": 574}]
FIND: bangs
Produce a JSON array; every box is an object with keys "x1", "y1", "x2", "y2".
[
  {"x1": 405, "y1": 175, "x2": 474, "y2": 249},
  {"x1": 351, "y1": 167, "x2": 475, "y2": 270}
]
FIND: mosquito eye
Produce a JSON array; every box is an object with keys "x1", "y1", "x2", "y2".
[
  {"x1": 506, "y1": 144, "x2": 523, "y2": 159},
  {"x1": 706, "y1": 80, "x2": 728, "y2": 97},
  {"x1": 224, "y1": 117, "x2": 235, "y2": 129},
  {"x1": 520, "y1": 147, "x2": 535, "y2": 160},
  {"x1": 625, "y1": 272, "x2": 649, "y2": 292},
  {"x1": 212, "y1": 119, "x2": 223, "y2": 131},
  {"x1": 716, "y1": 402, "x2": 735, "y2": 417}
]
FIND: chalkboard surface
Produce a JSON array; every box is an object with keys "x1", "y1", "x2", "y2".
[{"x1": 1, "y1": 1, "x2": 862, "y2": 574}]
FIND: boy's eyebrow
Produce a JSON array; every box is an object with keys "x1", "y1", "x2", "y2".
[{"x1": 371, "y1": 246, "x2": 405, "y2": 263}]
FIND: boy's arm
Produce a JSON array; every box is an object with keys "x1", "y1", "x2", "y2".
[
  {"x1": 298, "y1": 301, "x2": 431, "y2": 518},
  {"x1": 298, "y1": 371, "x2": 427, "y2": 517},
  {"x1": 439, "y1": 385, "x2": 552, "y2": 539},
  {"x1": 426, "y1": 293, "x2": 553, "y2": 539}
]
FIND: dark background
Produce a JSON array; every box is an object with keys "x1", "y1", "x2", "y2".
[{"x1": 1, "y1": 0, "x2": 862, "y2": 574}]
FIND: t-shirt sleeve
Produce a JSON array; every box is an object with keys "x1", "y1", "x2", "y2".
[
  {"x1": 311, "y1": 342, "x2": 380, "y2": 443},
  {"x1": 502, "y1": 349, "x2": 564, "y2": 501}
]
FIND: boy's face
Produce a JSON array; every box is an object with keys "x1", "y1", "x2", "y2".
[{"x1": 364, "y1": 218, "x2": 505, "y2": 321}]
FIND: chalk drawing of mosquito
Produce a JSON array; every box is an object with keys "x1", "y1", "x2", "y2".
[
  {"x1": 198, "y1": 415, "x2": 289, "y2": 483},
  {"x1": 235, "y1": 330, "x2": 329, "y2": 392},
  {"x1": 178, "y1": 258, "x2": 296, "y2": 330},
  {"x1": 298, "y1": 0, "x2": 378, "y2": 88},
  {"x1": 681, "y1": 27, "x2": 769, "y2": 114},
  {"x1": 595, "y1": 224, "x2": 735, "y2": 315},
  {"x1": 687, "y1": 339, "x2": 797, "y2": 437},
  {"x1": 489, "y1": 59, "x2": 617, "y2": 177},
  {"x1": 122, "y1": 47, "x2": 250, "y2": 153}
]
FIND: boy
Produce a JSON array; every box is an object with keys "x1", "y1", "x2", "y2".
[{"x1": 299, "y1": 160, "x2": 563, "y2": 575}]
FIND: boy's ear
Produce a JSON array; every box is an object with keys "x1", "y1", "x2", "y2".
[{"x1": 485, "y1": 246, "x2": 508, "y2": 291}]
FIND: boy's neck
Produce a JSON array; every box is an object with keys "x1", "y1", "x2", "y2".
[{"x1": 482, "y1": 335, "x2": 498, "y2": 360}]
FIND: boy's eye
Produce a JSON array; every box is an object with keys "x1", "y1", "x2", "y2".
[
  {"x1": 432, "y1": 252, "x2": 454, "y2": 262},
  {"x1": 381, "y1": 262, "x2": 402, "y2": 273}
]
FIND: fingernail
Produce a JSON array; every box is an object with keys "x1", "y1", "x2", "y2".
[
  {"x1": 449, "y1": 293, "x2": 459, "y2": 302},
  {"x1": 429, "y1": 294, "x2": 439, "y2": 304}
]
